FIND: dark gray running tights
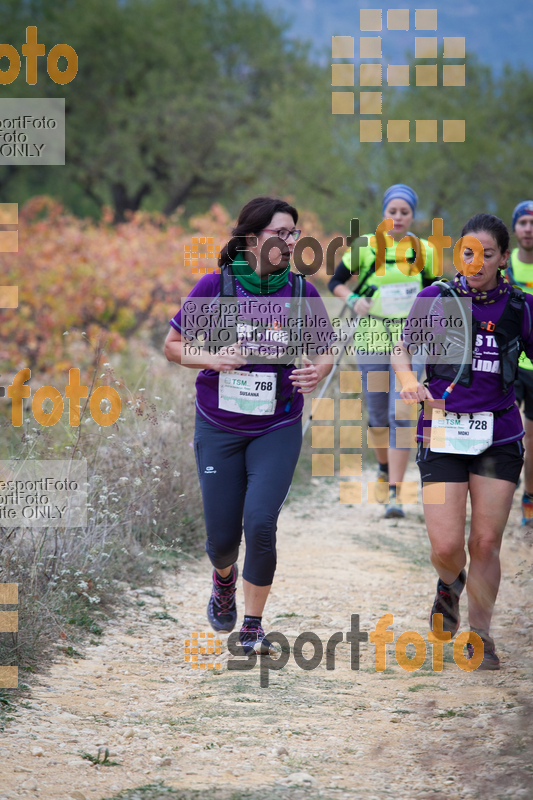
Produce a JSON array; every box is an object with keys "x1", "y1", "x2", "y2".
[{"x1": 194, "y1": 413, "x2": 302, "y2": 586}]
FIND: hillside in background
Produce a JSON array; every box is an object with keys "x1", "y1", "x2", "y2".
[{"x1": 258, "y1": 0, "x2": 533, "y2": 71}]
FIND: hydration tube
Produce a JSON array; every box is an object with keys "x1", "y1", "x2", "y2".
[{"x1": 429, "y1": 280, "x2": 470, "y2": 400}]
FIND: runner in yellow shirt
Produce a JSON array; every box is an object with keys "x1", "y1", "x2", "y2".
[
  {"x1": 328, "y1": 184, "x2": 436, "y2": 518},
  {"x1": 506, "y1": 200, "x2": 533, "y2": 525}
]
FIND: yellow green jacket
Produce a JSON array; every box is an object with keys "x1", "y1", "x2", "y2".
[
  {"x1": 506, "y1": 248, "x2": 533, "y2": 370},
  {"x1": 342, "y1": 234, "x2": 435, "y2": 353}
]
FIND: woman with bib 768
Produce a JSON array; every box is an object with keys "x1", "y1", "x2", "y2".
[{"x1": 164, "y1": 197, "x2": 333, "y2": 656}]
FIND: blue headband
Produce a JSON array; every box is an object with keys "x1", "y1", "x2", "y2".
[
  {"x1": 382, "y1": 184, "x2": 418, "y2": 217},
  {"x1": 512, "y1": 201, "x2": 533, "y2": 231}
]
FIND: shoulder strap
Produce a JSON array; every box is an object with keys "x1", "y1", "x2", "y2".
[
  {"x1": 274, "y1": 273, "x2": 306, "y2": 408},
  {"x1": 291, "y1": 271, "x2": 305, "y2": 307},
  {"x1": 493, "y1": 286, "x2": 526, "y2": 391},
  {"x1": 352, "y1": 260, "x2": 378, "y2": 296},
  {"x1": 509, "y1": 284, "x2": 525, "y2": 309},
  {"x1": 220, "y1": 264, "x2": 236, "y2": 297},
  {"x1": 352, "y1": 244, "x2": 417, "y2": 296},
  {"x1": 435, "y1": 279, "x2": 455, "y2": 298},
  {"x1": 288, "y1": 272, "x2": 306, "y2": 352},
  {"x1": 494, "y1": 284, "x2": 524, "y2": 317},
  {"x1": 505, "y1": 286, "x2": 526, "y2": 331}
]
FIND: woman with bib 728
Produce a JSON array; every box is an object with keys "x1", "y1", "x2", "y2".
[{"x1": 393, "y1": 213, "x2": 533, "y2": 670}]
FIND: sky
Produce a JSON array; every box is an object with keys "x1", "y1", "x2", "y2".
[{"x1": 256, "y1": 0, "x2": 533, "y2": 72}]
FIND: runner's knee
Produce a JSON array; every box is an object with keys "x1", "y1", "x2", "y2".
[
  {"x1": 468, "y1": 537, "x2": 501, "y2": 562},
  {"x1": 431, "y1": 540, "x2": 464, "y2": 566},
  {"x1": 205, "y1": 539, "x2": 240, "y2": 569}
]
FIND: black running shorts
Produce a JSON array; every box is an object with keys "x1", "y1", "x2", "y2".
[
  {"x1": 416, "y1": 440, "x2": 524, "y2": 484},
  {"x1": 514, "y1": 367, "x2": 533, "y2": 421}
]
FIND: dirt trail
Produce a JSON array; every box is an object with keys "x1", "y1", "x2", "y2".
[{"x1": 1, "y1": 468, "x2": 532, "y2": 800}]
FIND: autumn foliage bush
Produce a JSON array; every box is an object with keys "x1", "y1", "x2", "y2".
[{"x1": 0, "y1": 197, "x2": 334, "y2": 375}]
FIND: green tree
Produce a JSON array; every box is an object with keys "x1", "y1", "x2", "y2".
[
  {"x1": 344, "y1": 54, "x2": 533, "y2": 236},
  {"x1": 1, "y1": 3, "x2": 531, "y2": 234},
  {"x1": 0, "y1": 0, "x2": 344, "y2": 223}
]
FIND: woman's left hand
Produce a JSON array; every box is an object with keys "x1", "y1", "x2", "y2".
[
  {"x1": 400, "y1": 381, "x2": 434, "y2": 405},
  {"x1": 289, "y1": 357, "x2": 321, "y2": 394}
]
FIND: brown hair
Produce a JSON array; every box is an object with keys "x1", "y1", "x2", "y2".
[
  {"x1": 461, "y1": 214, "x2": 510, "y2": 254},
  {"x1": 219, "y1": 197, "x2": 298, "y2": 267}
]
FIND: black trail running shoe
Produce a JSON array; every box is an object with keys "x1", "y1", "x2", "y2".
[
  {"x1": 429, "y1": 568, "x2": 466, "y2": 637},
  {"x1": 239, "y1": 621, "x2": 277, "y2": 655},
  {"x1": 207, "y1": 564, "x2": 238, "y2": 633},
  {"x1": 466, "y1": 631, "x2": 500, "y2": 671}
]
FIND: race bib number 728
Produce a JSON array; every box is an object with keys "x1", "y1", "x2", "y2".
[{"x1": 429, "y1": 409, "x2": 493, "y2": 455}]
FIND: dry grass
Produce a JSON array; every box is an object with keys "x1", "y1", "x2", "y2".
[{"x1": 0, "y1": 337, "x2": 203, "y2": 678}]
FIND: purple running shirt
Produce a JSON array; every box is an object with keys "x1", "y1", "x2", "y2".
[
  {"x1": 170, "y1": 272, "x2": 334, "y2": 435},
  {"x1": 403, "y1": 281, "x2": 533, "y2": 445}
]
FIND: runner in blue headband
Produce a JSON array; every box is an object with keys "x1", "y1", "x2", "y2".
[
  {"x1": 382, "y1": 183, "x2": 418, "y2": 217},
  {"x1": 328, "y1": 183, "x2": 435, "y2": 518}
]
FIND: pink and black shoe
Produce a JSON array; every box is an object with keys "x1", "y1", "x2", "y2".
[{"x1": 239, "y1": 620, "x2": 277, "y2": 655}]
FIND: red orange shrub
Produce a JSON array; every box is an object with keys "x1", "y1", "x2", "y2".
[{"x1": 1, "y1": 197, "x2": 334, "y2": 374}]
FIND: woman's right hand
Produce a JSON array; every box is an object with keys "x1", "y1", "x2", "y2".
[
  {"x1": 209, "y1": 345, "x2": 248, "y2": 373},
  {"x1": 400, "y1": 381, "x2": 434, "y2": 405},
  {"x1": 354, "y1": 296, "x2": 373, "y2": 317}
]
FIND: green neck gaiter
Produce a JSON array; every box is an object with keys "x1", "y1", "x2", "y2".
[{"x1": 230, "y1": 251, "x2": 290, "y2": 295}]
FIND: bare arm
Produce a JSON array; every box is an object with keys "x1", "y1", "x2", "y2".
[
  {"x1": 332, "y1": 283, "x2": 373, "y2": 317},
  {"x1": 332, "y1": 282, "x2": 352, "y2": 301},
  {"x1": 391, "y1": 342, "x2": 434, "y2": 405},
  {"x1": 329, "y1": 261, "x2": 373, "y2": 316},
  {"x1": 163, "y1": 327, "x2": 247, "y2": 373},
  {"x1": 289, "y1": 353, "x2": 334, "y2": 394},
  {"x1": 164, "y1": 329, "x2": 333, "y2": 391}
]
